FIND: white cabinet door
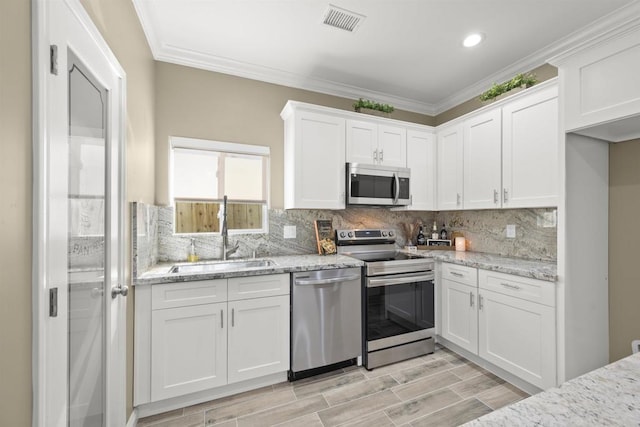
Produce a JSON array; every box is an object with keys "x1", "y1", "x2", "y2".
[
  {"x1": 502, "y1": 85, "x2": 558, "y2": 208},
  {"x1": 285, "y1": 110, "x2": 345, "y2": 209},
  {"x1": 437, "y1": 123, "x2": 464, "y2": 210},
  {"x1": 463, "y1": 109, "x2": 502, "y2": 209},
  {"x1": 228, "y1": 295, "x2": 290, "y2": 384},
  {"x1": 441, "y1": 278, "x2": 478, "y2": 353},
  {"x1": 346, "y1": 119, "x2": 377, "y2": 165},
  {"x1": 346, "y1": 121, "x2": 407, "y2": 167},
  {"x1": 378, "y1": 124, "x2": 407, "y2": 167},
  {"x1": 404, "y1": 129, "x2": 435, "y2": 210},
  {"x1": 150, "y1": 302, "x2": 227, "y2": 401},
  {"x1": 478, "y1": 289, "x2": 556, "y2": 389}
]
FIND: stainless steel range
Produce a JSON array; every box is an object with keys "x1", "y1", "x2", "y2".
[{"x1": 336, "y1": 228, "x2": 435, "y2": 369}]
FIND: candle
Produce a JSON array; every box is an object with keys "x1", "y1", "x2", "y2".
[{"x1": 455, "y1": 237, "x2": 466, "y2": 252}]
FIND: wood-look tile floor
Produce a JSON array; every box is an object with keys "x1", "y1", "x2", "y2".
[{"x1": 138, "y1": 347, "x2": 529, "y2": 427}]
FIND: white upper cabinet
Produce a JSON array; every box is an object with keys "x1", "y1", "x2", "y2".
[
  {"x1": 551, "y1": 25, "x2": 640, "y2": 141},
  {"x1": 502, "y1": 85, "x2": 559, "y2": 208},
  {"x1": 436, "y1": 80, "x2": 559, "y2": 211},
  {"x1": 282, "y1": 101, "x2": 431, "y2": 210},
  {"x1": 346, "y1": 120, "x2": 407, "y2": 167},
  {"x1": 282, "y1": 106, "x2": 346, "y2": 209},
  {"x1": 403, "y1": 129, "x2": 436, "y2": 211},
  {"x1": 436, "y1": 123, "x2": 464, "y2": 210},
  {"x1": 463, "y1": 109, "x2": 502, "y2": 209}
]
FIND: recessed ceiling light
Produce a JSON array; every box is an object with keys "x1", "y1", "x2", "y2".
[{"x1": 463, "y1": 33, "x2": 484, "y2": 48}]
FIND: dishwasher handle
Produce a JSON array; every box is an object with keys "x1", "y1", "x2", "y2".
[{"x1": 294, "y1": 274, "x2": 361, "y2": 286}]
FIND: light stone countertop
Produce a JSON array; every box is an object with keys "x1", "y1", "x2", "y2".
[
  {"x1": 134, "y1": 250, "x2": 557, "y2": 285},
  {"x1": 410, "y1": 250, "x2": 557, "y2": 281},
  {"x1": 464, "y1": 352, "x2": 640, "y2": 426},
  {"x1": 134, "y1": 254, "x2": 364, "y2": 285}
]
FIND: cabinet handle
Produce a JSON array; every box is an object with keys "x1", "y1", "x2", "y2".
[
  {"x1": 479, "y1": 294, "x2": 484, "y2": 310},
  {"x1": 232, "y1": 308, "x2": 235, "y2": 327},
  {"x1": 341, "y1": 192, "x2": 345, "y2": 203},
  {"x1": 379, "y1": 149, "x2": 384, "y2": 163},
  {"x1": 470, "y1": 292, "x2": 474, "y2": 307},
  {"x1": 501, "y1": 282, "x2": 521, "y2": 290},
  {"x1": 494, "y1": 189, "x2": 499, "y2": 204},
  {"x1": 221, "y1": 309, "x2": 224, "y2": 328},
  {"x1": 456, "y1": 193, "x2": 461, "y2": 206},
  {"x1": 373, "y1": 149, "x2": 378, "y2": 163},
  {"x1": 450, "y1": 271, "x2": 464, "y2": 277},
  {"x1": 503, "y1": 188, "x2": 509, "y2": 203}
]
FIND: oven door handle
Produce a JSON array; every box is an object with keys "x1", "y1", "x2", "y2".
[
  {"x1": 295, "y1": 275, "x2": 361, "y2": 286},
  {"x1": 367, "y1": 273, "x2": 434, "y2": 288}
]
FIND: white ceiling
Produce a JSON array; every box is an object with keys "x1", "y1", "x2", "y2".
[{"x1": 132, "y1": 0, "x2": 637, "y2": 115}]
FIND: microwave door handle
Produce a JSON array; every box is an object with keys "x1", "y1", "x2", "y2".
[{"x1": 393, "y1": 172, "x2": 399, "y2": 204}]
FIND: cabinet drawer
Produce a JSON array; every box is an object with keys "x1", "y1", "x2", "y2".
[
  {"x1": 479, "y1": 269, "x2": 555, "y2": 307},
  {"x1": 228, "y1": 274, "x2": 290, "y2": 301},
  {"x1": 152, "y1": 280, "x2": 227, "y2": 310},
  {"x1": 442, "y1": 263, "x2": 477, "y2": 286}
]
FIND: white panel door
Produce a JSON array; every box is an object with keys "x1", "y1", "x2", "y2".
[
  {"x1": 289, "y1": 111, "x2": 345, "y2": 209},
  {"x1": 478, "y1": 289, "x2": 556, "y2": 389},
  {"x1": 36, "y1": 0, "x2": 127, "y2": 425},
  {"x1": 151, "y1": 303, "x2": 227, "y2": 401},
  {"x1": 502, "y1": 85, "x2": 559, "y2": 208},
  {"x1": 436, "y1": 124, "x2": 464, "y2": 210},
  {"x1": 441, "y1": 279, "x2": 478, "y2": 353},
  {"x1": 378, "y1": 124, "x2": 407, "y2": 167},
  {"x1": 346, "y1": 119, "x2": 378, "y2": 164},
  {"x1": 228, "y1": 295, "x2": 290, "y2": 384},
  {"x1": 405, "y1": 129, "x2": 436, "y2": 210},
  {"x1": 463, "y1": 109, "x2": 502, "y2": 209}
]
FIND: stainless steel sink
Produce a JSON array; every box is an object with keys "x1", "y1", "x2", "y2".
[{"x1": 169, "y1": 259, "x2": 275, "y2": 274}]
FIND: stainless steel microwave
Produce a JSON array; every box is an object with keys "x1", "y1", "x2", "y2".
[{"x1": 347, "y1": 163, "x2": 411, "y2": 207}]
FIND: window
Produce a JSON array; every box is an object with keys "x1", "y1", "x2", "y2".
[{"x1": 170, "y1": 136, "x2": 269, "y2": 234}]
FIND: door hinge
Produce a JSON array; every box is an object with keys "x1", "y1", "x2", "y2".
[
  {"x1": 49, "y1": 288, "x2": 58, "y2": 317},
  {"x1": 50, "y1": 45, "x2": 58, "y2": 75}
]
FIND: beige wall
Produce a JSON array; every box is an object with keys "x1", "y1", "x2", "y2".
[
  {"x1": 0, "y1": 0, "x2": 32, "y2": 425},
  {"x1": 609, "y1": 138, "x2": 640, "y2": 362},
  {"x1": 154, "y1": 62, "x2": 433, "y2": 208},
  {"x1": 435, "y1": 63, "x2": 559, "y2": 125},
  {"x1": 79, "y1": 0, "x2": 156, "y2": 419}
]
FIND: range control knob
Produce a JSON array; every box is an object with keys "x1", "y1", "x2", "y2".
[
  {"x1": 381, "y1": 231, "x2": 388, "y2": 237},
  {"x1": 388, "y1": 230, "x2": 394, "y2": 237},
  {"x1": 348, "y1": 232, "x2": 354, "y2": 238},
  {"x1": 339, "y1": 232, "x2": 346, "y2": 238}
]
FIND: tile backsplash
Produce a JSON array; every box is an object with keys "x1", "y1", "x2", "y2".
[{"x1": 131, "y1": 202, "x2": 557, "y2": 277}]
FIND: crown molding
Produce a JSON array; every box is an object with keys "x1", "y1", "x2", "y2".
[{"x1": 154, "y1": 43, "x2": 438, "y2": 115}]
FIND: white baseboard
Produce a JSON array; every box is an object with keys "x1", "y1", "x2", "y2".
[{"x1": 126, "y1": 409, "x2": 138, "y2": 427}]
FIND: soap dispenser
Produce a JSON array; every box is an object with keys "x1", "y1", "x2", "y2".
[{"x1": 187, "y1": 238, "x2": 199, "y2": 262}]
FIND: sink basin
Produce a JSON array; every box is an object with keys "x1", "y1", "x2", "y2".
[{"x1": 170, "y1": 259, "x2": 275, "y2": 274}]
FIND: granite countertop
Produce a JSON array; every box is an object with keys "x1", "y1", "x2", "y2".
[
  {"x1": 411, "y1": 250, "x2": 557, "y2": 281},
  {"x1": 465, "y1": 352, "x2": 640, "y2": 426},
  {"x1": 134, "y1": 254, "x2": 364, "y2": 285},
  {"x1": 135, "y1": 250, "x2": 556, "y2": 285}
]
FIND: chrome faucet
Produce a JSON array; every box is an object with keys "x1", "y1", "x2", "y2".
[{"x1": 221, "y1": 195, "x2": 239, "y2": 260}]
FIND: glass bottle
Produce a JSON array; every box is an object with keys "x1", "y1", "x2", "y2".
[
  {"x1": 440, "y1": 223, "x2": 448, "y2": 240},
  {"x1": 416, "y1": 226, "x2": 426, "y2": 245},
  {"x1": 431, "y1": 221, "x2": 439, "y2": 239}
]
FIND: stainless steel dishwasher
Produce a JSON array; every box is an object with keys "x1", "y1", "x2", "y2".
[{"x1": 289, "y1": 267, "x2": 362, "y2": 381}]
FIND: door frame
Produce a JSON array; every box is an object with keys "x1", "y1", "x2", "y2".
[{"x1": 31, "y1": 0, "x2": 127, "y2": 425}]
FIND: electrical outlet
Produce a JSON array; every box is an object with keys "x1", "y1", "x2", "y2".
[
  {"x1": 284, "y1": 225, "x2": 296, "y2": 239},
  {"x1": 506, "y1": 224, "x2": 516, "y2": 238}
]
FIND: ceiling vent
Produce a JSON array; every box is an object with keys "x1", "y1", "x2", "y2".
[{"x1": 322, "y1": 5, "x2": 365, "y2": 33}]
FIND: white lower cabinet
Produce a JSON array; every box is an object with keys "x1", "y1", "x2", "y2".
[
  {"x1": 151, "y1": 302, "x2": 227, "y2": 401},
  {"x1": 439, "y1": 263, "x2": 557, "y2": 390},
  {"x1": 137, "y1": 273, "x2": 290, "y2": 405},
  {"x1": 227, "y1": 295, "x2": 290, "y2": 384}
]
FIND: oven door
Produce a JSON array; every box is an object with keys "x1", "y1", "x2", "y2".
[{"x1": 365, "y1": 272, "x2": 434, "y2": 350}]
